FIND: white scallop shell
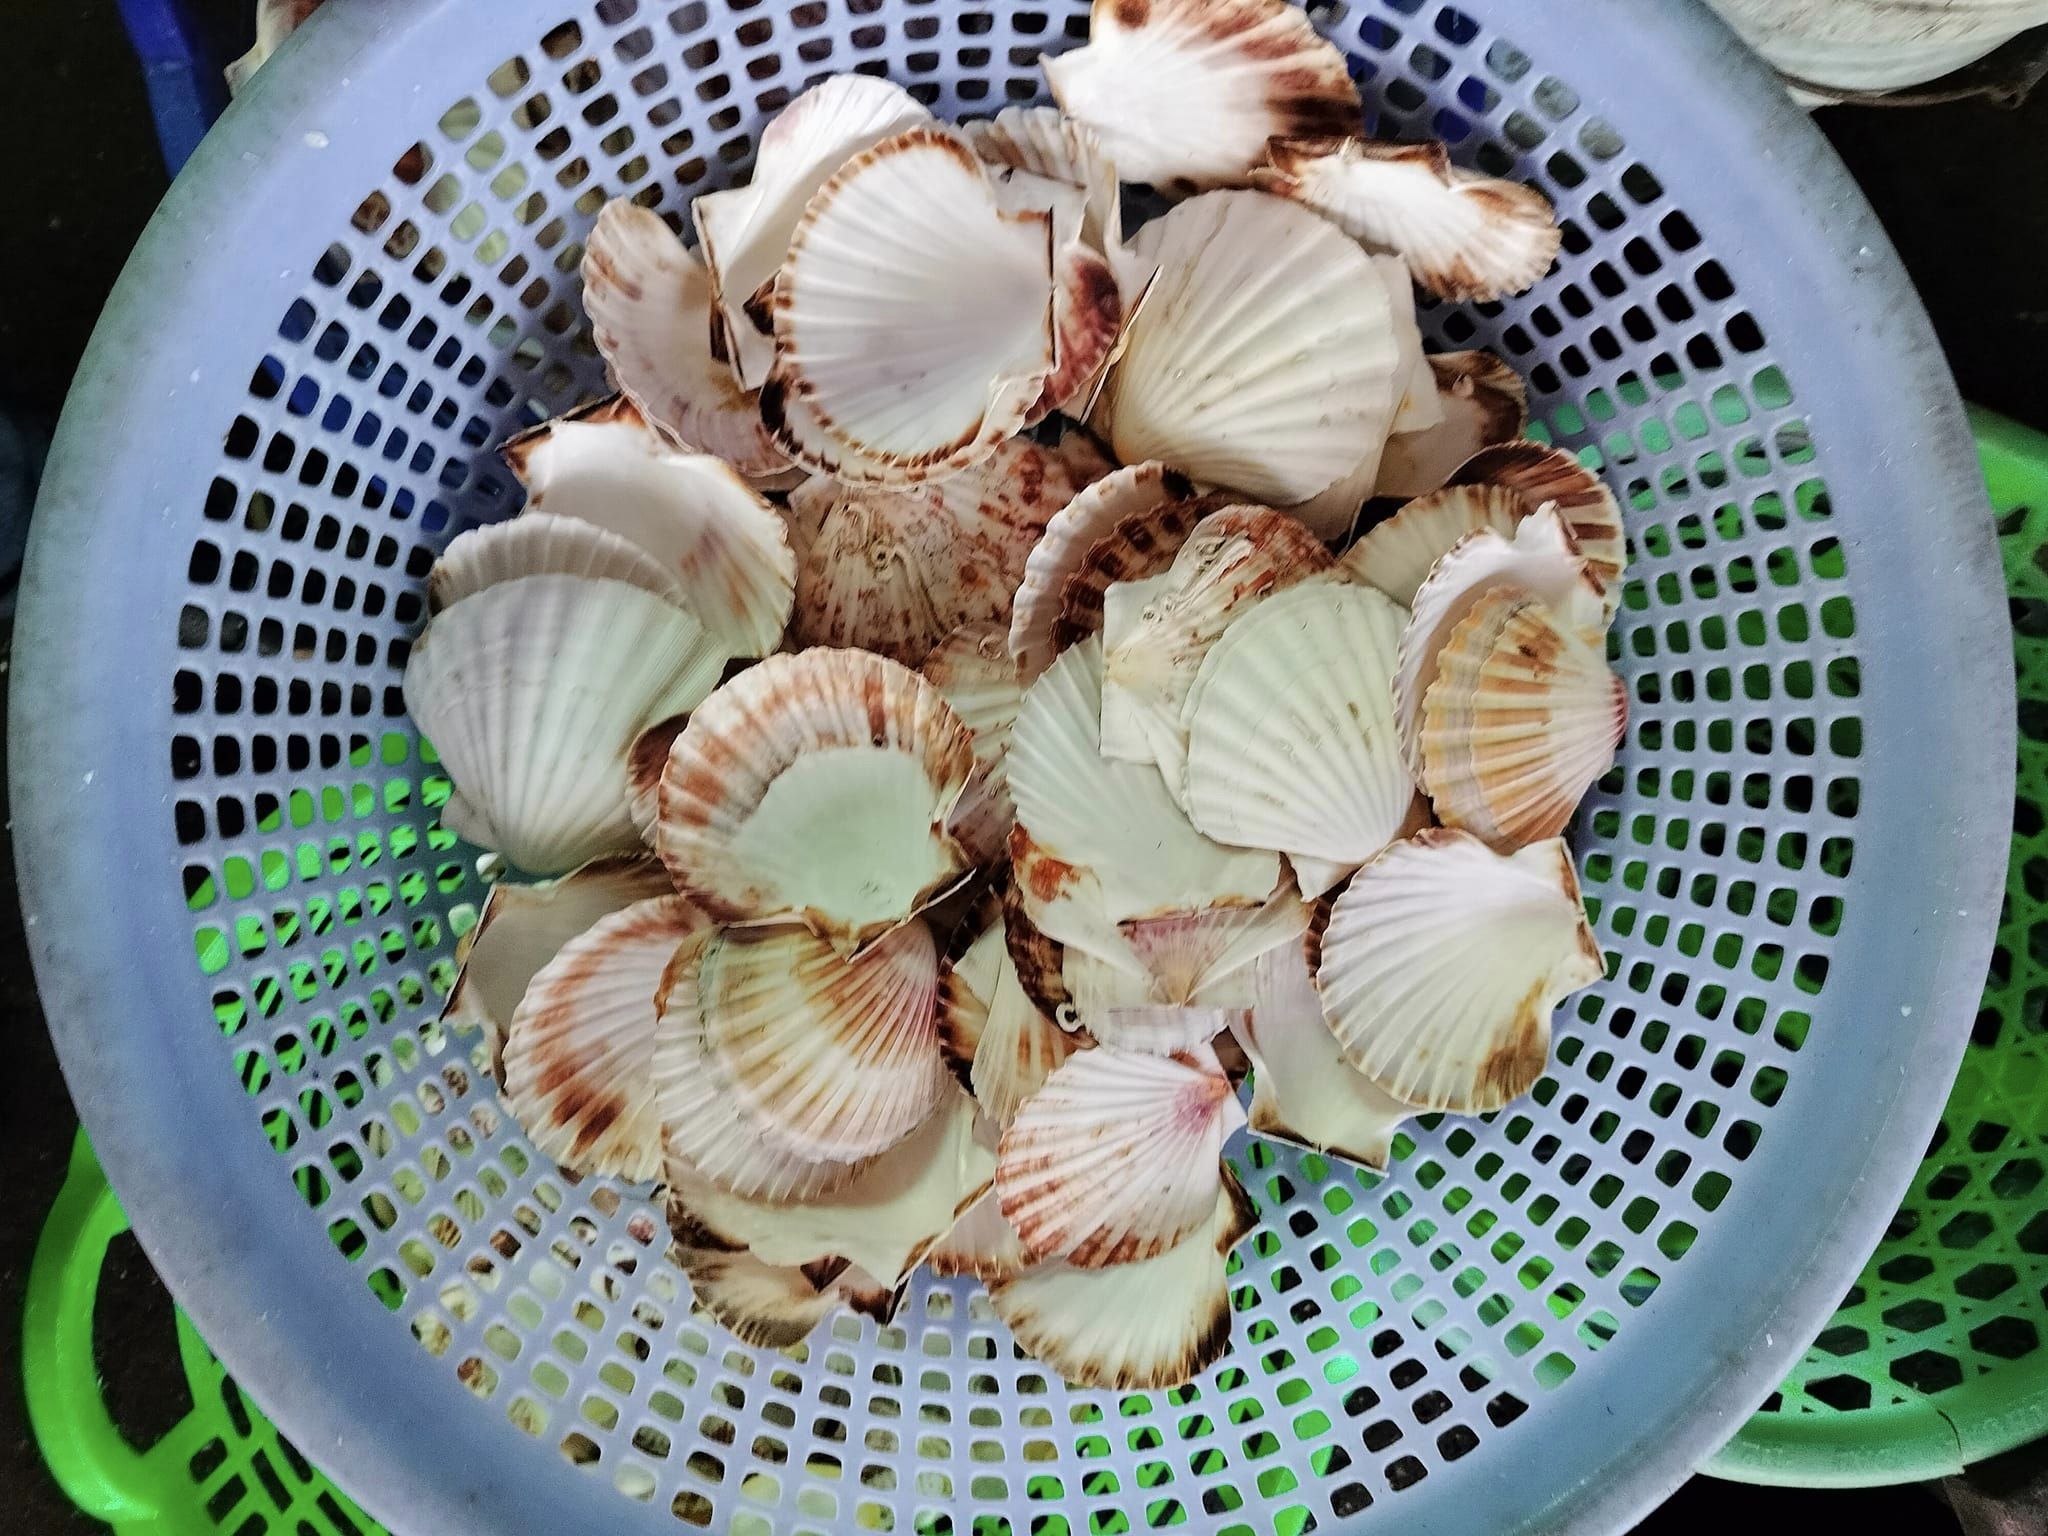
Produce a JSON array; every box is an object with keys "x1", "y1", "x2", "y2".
[
  {"x1": 404, "y1": 574, "x2": 725, "y2": 875},
  {"x1": 427, "y1": 513, "x2": 683, "y2": 616},
  {"x1": 1339, "y1": 482, "x2": 1525, "y2": 607},
  {"x1": 1392, "y1": 506, "x2": 1607, "y2": 775},
  {"x1": 1315, "y1": 830, "x2": 1604, "y2": 1112},
  {"x1": 1092, "y1": 190, "x2": 1402, "y2": 505},
  {"x1": 580, "y1": 200, "x2": 788, "y2": 479},
  {"x1": 502, "y1": 399, "x2": 797, "y2": 659},
  {"x1": 1182, "y1": 582, "x2": 1415, "y2": 887},
  {"x1": 996, "y1": 1042, "x2": 1243, "y2": 1266},
  {"x1": 656, "y1": 648, "x2": 976, "y2": 948},
  {"x1": 965, "y1": 105, "x2": 1122, "y2": 258},
  {"x1": 1044, "y1": 0, "x2": 1361, "y2": 191},
  {"x1": 922, "y1": 622, "x2": 1024, "y2": 860},
  {"x1": 1007, "y1": 637, "x2": 1283, "y2": 927},
  {"x1": 766, "y1": 125, "x2": 1055, "y2": 486},
  {"x1": 1376, "y1": 352, "x2": 1529, "y2": 501},
  {"x1": 940, "y1": 914, "x2": 1089, "y2": 1124},
  {"x1": 1256, "y1": 136, "x2": 1561, "y2": 302},
  {"x1": 500, "y1": 895, "x2": 712, "y2": 1181},
  {"x1": 1418, "y1": 587, "x2": 1628, "y2": 849},
  {"x1": 694, "y1": 75, "x2": 931, "y2": 391},
  {"x1": 1450, "y1": 441, "x2": 1628, "y2": 614}
]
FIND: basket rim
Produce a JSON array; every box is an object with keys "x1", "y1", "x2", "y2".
[{"x1": 9, "y1": 1, "x2": 2011, "y2": 1532}]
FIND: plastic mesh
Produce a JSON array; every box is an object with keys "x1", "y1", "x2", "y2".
[{"x1": 159, "y1": 0, "x2": 1869, "y2": 1529}]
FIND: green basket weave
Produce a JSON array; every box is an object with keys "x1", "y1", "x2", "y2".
[{"x1": 1710, "y1": 407, "x2": 2048, "y2": 1487}]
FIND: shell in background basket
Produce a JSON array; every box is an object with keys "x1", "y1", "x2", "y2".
[
  {"x1": 1341, "y1": 481, "x2": 1527, "y2": 607},
  {"x1": 1377, "y1": 351, "x2": 1530, "y2": 501},
  {"x1": 1450, "y1": 441, "x2": 1628, "y2": 611},
  {"x1": 427, "y1": 513, "x2": 684, "y2": 616},
  {"x1": 1316, "y1": 830, "x2": 1604, "y2": 1113},
  {"x1": 1044, "y1": 0, "x2": 1360, "y2": 191},
  {"x1": 656, "y1": 649, "x2": 976, "y2": 947}
]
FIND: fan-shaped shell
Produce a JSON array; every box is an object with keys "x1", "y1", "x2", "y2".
[
  {"x1": 1340, "y1": 482, "x2": 1525, "y2": 607},
  {"x1": 1008, "y1": 637, "x2": 1282, "y2": 927},
  {"x1": 580, "y1": 200, "x2": 787, "y2": 478},
  {"x1": 1392, "y1": 506, "x2": 1606, "y2": 775},
  {"x1": 1257, "y1": 136, "x2": 1561, "y2": 302},
  {"x1": 940, "y1": 911, "x2": 1090, "y2": 1124},
  {"x1": 1093, "y1": 190, "x2": 1402, "y2": 505},
  {"x1": 1049, "y1": 488, "x2": 1229, "y2": 657},
  {"x1": 696, "y1": 919, "x2": 946, "y2": 1162},
  {"x1": 404, "y1": 574, "x2": 724, "y2": 875},
  {"x1": 502, "y1": 399, "x2": 797, "y2": 659},
  {"x1": 766, "y1": 125, "x2": 1056, "y2": 485},
  {"x1": 789, "y1": 437, "x2": 1091, "y2": 665},
  {"x1": 1100, "y1": 505, "x2": 1333, "y2": 784},
  {"x1": 1376, "y1": 351, "x2": 1528, "y2": 501},
  {"x1": 500, "y1": 895, "x2": 713, "y2": 1181},
  {"x1": 996, "y1": 1042, "x2": 1242, "y2": 1267},
  {"x1": 427, "y1": 513, "x2": 683, "y2": 616},
  {"x1": 656, "y1": 648, "x2": 976, "y2": 947},
  {"x1": 1011, "y1": 462, "x2": 1207, "y2": 679},
  {"x1": 694, "y1": 75, "x2": 931, "y2": 391},
  {"x1": 988, "y1": 1170, "x2": 1257, "y2": 1390},
  {"x1": 1450, "y1": 442, "x2": 1627, "y2": 612},
  {"x1": 1315, "y1": 830, "x2": 1604, "y2": 1112},
  {"x1": 1044, "y1": 0, "x2": 1360, "y2": 192},
  {"x1": 1419, "y1": 588, "x2": 1628, "y2": 849},
  {"x1": 1182, "y1": 582, "x2": 1414, "y2": 890}
]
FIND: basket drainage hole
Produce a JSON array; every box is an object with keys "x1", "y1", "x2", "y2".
[{"x1": 93, "y1": 1231, "x2": 194, "y2": 1451}]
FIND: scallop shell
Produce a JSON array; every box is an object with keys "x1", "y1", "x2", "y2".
[
  {"x1": 1339, "y1": 483, "x2": 1525, "y2": 607},
  {"x1": 1449, "y1": 442, "x2": 1627, "y2": 612},
  {"x1": 988, "y1": 1168, "x2": 1256, "y2": 1390},
  {"x1": 1376, "y1": 352, "x2": 1529, "y2": 501},
  {"x1": 697, "y1": 919, "x2": 948, "y2": 1162},
  {"x1": 1009, "y1": 822, "x2": 1135, "y2": 976},
  {"x1": 965, "y1": 106, "x2": 1122, "y2": 257},
  {"x1": 1100, "y1": 506, "x2": 1334, "y2": 784},
  {"x1": 1232, "y1": 926, "x2": 1420, "y2": 1171},
  {"x1": 1392, "y1": 507, "x2": 1606, "y2": 776},
  {"x1": 442, "y1": 853, "x2": 674, "y2": 1085},
  {"x1": 1007, "y1": 637, "x2": 1283, "y2": 927},
  {"x1": 656, "y1": 649, "x2": 976, "y2": 947},
  {"x1": 500, "y1": 895, "x2": 713, "y2": 1181},
  {"x1": 927, "y1": 1186, "x2": 1032, "y2": 1282},
  {"x1": 1256, "y1": 136, "x2": 1561, "y2": 302},
  {"x1": 1419, "y1": 588, "x2": 1628, "y2": 849},
  {"x1": 668, "y1": 1085, "x2": 990, "y2": 1288},
  {"x1": 993, "y1": 169, "x2": 1130, "y2": 426},
  {"x1": 1049, "y1": 487, "x2": 1229, "y2": 658},
  {"x1": 1316, "y1": 830, "x2": 1603, "y2": 1112},
  {"x1": 1011, "y1": 463, "x2": 1206, "y2": 679},
  {"x1": 625, "y1": 713, "x2": 688, "y2": 845},
  {"x1": 694, "y1": 75, "x2": 931, "y2": 391},
  {"x1": 664, "y1": 1205, "x2": 894, "y2": 1347},
  {"x1": 996, "y1": 1042, "x2": 1243, "y2": 1267},
  {"x1": 788, "y1": 436, "x2": 1099, "y2": 665},
  {"x1": 1093, "y1": 190, "x2": 1402, "y2": 505},
  {"x1": 1000, "y1": 872, "x2": 1074, "y2": 1024},
  {"x1": 940, "y1": 912, "x2": 1089, "y2": 1124},
  {"x1": 921, "y1": 622, "x2": 1024, "y2": 862},
  {"x1": 1182, "y1": 582, "x2": 1414, "y2": 890},
  {"x1": 765, "y1": 125, "x2": 1056, "y2": 486},
  {"x1": 427, "y1": 513, "x2": 683, "y2": 616},
  {"x1": 580, "y1": 200, "x2": 788, "y2": 479},
  {"x1": 502, "y1": 399, "x2": 797, "y2": 659},
  {"x1": 653, "y1": 934, "x2": 864, "y2": 1203},
  {"x1": 404, "y1": 574, "x2": 724, "y2": 876},
  {"x1": 1044, "y1": 0, "x2": 1360, "y2": 192}
]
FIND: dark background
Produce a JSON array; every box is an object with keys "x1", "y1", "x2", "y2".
[{"x1": 2, "y1": 2, "x2": 2044, "y2": 1531}]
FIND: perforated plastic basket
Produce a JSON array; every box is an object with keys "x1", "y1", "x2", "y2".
[{"x1": 12, "y1": 2, "x2": 2013, "y2": 1533}]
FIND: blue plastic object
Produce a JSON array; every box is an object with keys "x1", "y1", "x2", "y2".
[{"x1": 115, "y1": 0, "x2": 225, "y2": 172}]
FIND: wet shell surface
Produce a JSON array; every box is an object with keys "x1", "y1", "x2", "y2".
[
  {"x1": 427, "y1": 512, "x2": 683, "y2": 616},
  {"x1": 404, "y1": 573, "x2": 724, "y2": 876},
  {"x1": 1392, "y1": 506, "x2": 1607, "y2": 775},
  {"x1": 1339, "y1": 482, "x2": 1526, "y2": 608},
  {"x1": 1093, "y1": 190, "x2": 1402, "y2": 505},
  {"x1": 766, "y1": 125, "x2": 1056, "y2": 485},
  {"x1": 579, "y1": 201, "x2": 788, "y2": 478},
  {"x1": 1256, "y1": 136, "x2": 1562, "y2": 302},
  {"x1": 988, "y1": 1169, "x2": 1256, "y2": 1390},
  {"x1": 996, "y1": 1042, "x2": 1243, "y2": 1266},
  {"x1": 1182, "y1": 581, "x2": 1414, "y2": 891},
  {"x1": 693, "y1": 74, "x2": 931, "y2": 391},
  {"x1": 1315, "y1": 830, "x2": 1604, "y2": 1112},
  {"x1": 1450, "y1": 442, "x2": 1628, "y2": 612},
  {"x1": 1007, "y1": 638, "x2": 1282, "y2": 928},
  {"x1": 656, "y1": 648, "x2": 976, "y2": 946},
  {"x1": 789, "y1": 436, "x2": 1093, "y2": 665},
  {"x1": 1376, "y1": 351, "x2": 1529, "y2": 500},
  {"x1": 500, "y1": 895, "x2": 714, "y2": 1182},
  {"x1": 1418, "y1": 586, "x2": 1628, "y2": 849},
  {"x1": 1044, "y1": 0, "x2": 1360, "y2": 192},
  {"x1": 697, "y1": 919, "x2": 948, "y2": 1162},
  {"x1": 940, "y1": 913, "x2": 1089, "y2": 1124},
  {"x1": 502, "y1": 400, "x2": 797, "y2": 659}
]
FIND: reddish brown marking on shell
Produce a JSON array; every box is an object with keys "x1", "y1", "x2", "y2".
[
  {"x1": 1001, "y1": 877, "x2": 1071, "y2": 1014},
  {"x1": 1048, "y1": 493, "x2": 1223, "y2": 648},
  {"x1": 838, "y1": 1280, "x2": 900, "y2": 1325},
  {"x1": 1477, "y1": 980, "x2": 1551, "y2": 1105},
  {"x1": 1112, "y1": 0, "x2": 1149, "y2": 25},
  {"x1": 1019, "y1": 842, "x2": 1084, "y2": 905},
  {"x1": 799, "y1": 1255, "x2": 851, "y2": 1290},
  {"x1": 706, "y1": 309, "x2": 731, "y2": 366},
  {"x1": 743, "y1": 276, "x2": 777, "y2": 337},
  {"x1": 672, "y1": 764, "x2": 728, "y2": 825},
  {"x1": 630, "y1": 714, "x2": 688, "y2": 801},
  {"x1": 570, "y1": 1094, "x2": 626, "y2": 1155}
]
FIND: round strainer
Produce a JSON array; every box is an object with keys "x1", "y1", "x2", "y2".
[{"x1": 12, "y1": 2, "x2": 2012, "y2": 1532}]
